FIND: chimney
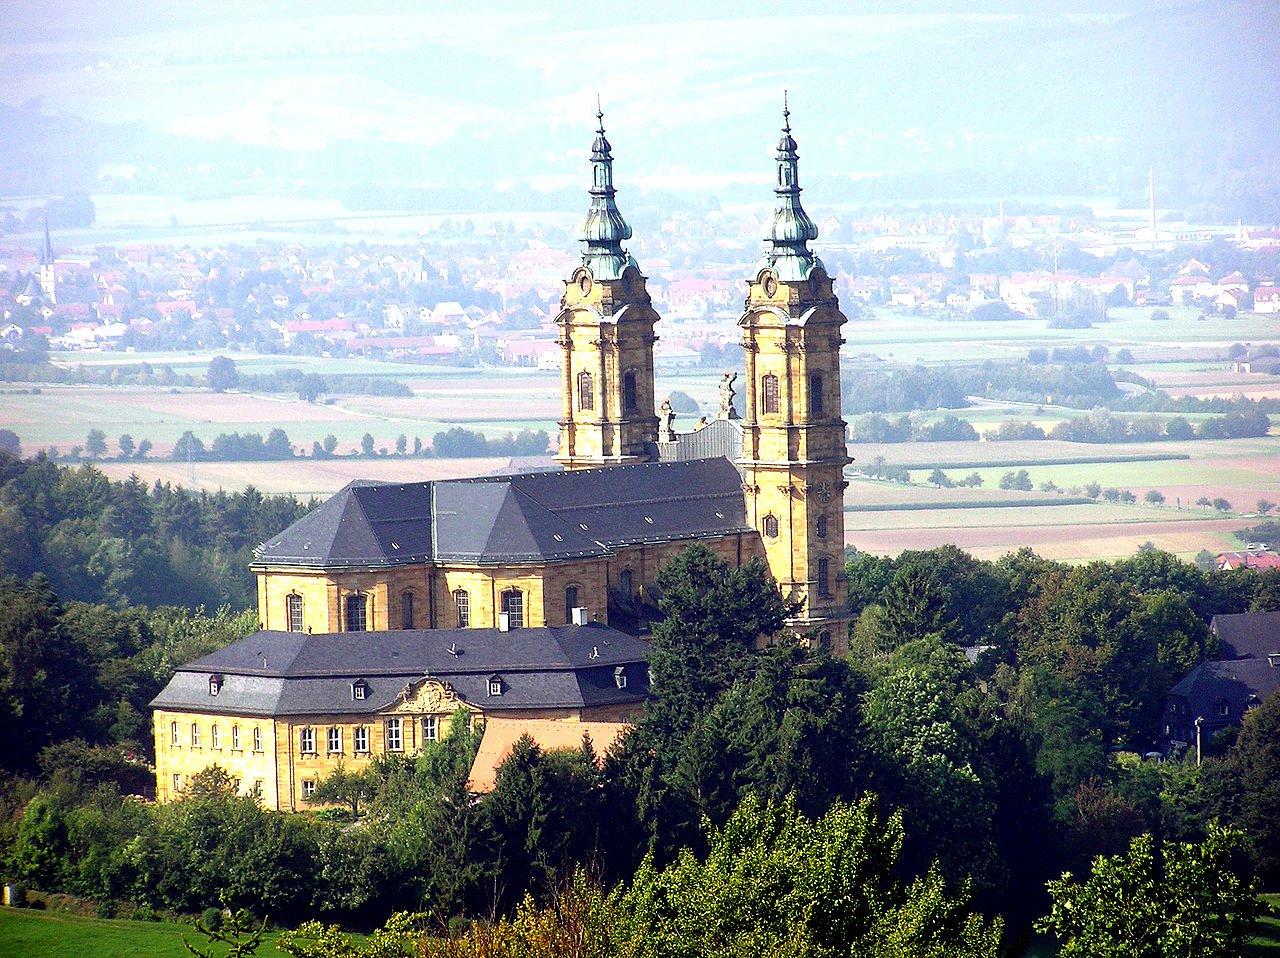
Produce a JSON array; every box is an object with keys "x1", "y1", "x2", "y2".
[
  {"x1": 572, "y1": 606, "x2": 590, "y2": 626},
  {"x1": 498, "y1": 612, "x2": 510, "y2": 633}
]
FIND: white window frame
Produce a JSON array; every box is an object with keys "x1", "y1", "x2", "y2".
[
  {"x1": 386, "y1": 717, "x2": 402, "y2": 752},
  {"x1": 299, "y1": 726, "x2": 316, "y2": 755},
  {"x1": 354, "y1": 725, "x2": 369, "y2": 753},
  {"x1": 327, "y1": 727, "x2": 342, "y2": 754}
]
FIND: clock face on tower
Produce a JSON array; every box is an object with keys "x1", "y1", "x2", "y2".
[{"x1": 813, "y1": 480, "x2": 833, "y2": 504}]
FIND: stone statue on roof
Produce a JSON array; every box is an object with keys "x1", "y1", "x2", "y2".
[
  {"x1": 718, "y1": 371, "x2": 739, "y2": 420},
  {"x1": 659, "y1": 396, "x2": 676, "y2": 441}
]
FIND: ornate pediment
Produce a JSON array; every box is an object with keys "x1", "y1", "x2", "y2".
[{"x1": 387, "y1": 676, "x2": 467, "y2": 714}]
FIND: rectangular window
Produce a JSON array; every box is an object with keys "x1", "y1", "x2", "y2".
[
  {"x1": 454, "y1": 590, "x2": 470, "y2": 628},
  {"x1": 577, "y1": 371, "x2": 594, "y2": 411},
  {"x1": 300, "y1": 727, "x2": 316, "y2": 755},
  {"x1": 171, "y1": 721, "x2": 180, "y2": 746},
  {"x1": 327, "y1": 727, "x2": 342, "y2": 754},
  {"x1": 502, "y1": 590, "x2": 524, "y2": 629},
  {"x1": 211, "y1": 724, "x2": 221, "y2": 749},
  {"x1": 302, "y1": 780, "x2": 316, "y2": 799},
  {"x1": 231, "y1": 724, "x2": 241, "y2": 750},
  {"x1": 253, "y1": 779, "x2": 263, "y2": 798},
  {"x1": 401, "y1": 592, "x2": 414, "y2": 630},
  {"x1": 354, "y1": 726, "x2": 369, "y2": 753},
  {"x1": 423, "y1": 715, "x2": 438, "y2": 742},
  {"x1": 253, "y1": 727, "x2": 263, "y2": 753},
  {"x1": 762, "y1": 373, "x2": 780, "y2": 414},
  {"x1": 565, "y1": 586, "x2": 579, "y2": 624},
  {"x1": 817, "y1": 558, "x2": 831, "y2": 597},
  {"x1": 386, "y1": 718, "x2": 402, "y2": 752},
  {"x1": 287, "y1": 593, "x2": 303, "y2": 632},
  {"x1": 809, "y1": 372, "x2": 825, "y2": 417},
  {"x1": 345, "y1": 594, "x2": 367, "y2": 632},
  {"x1": 191, "y1": 723, "x2": 201, "y2": 748},
  {"x1": 172, "y1": 773, "x2": 181, "y2": 792}
]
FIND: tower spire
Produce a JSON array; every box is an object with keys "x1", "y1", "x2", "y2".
[
  {"x1": 40, "y1": 213, "x2": 54, "y2": 266},
  {"x1": 579, "y1": 104, "x2": 634, "y2": 281},
  {"x1": 762, "y1": 94, "x2": 819, "y2": 280}
]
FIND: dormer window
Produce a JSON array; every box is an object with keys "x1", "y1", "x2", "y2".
[
  {"x1": 209, "y1": 674, "x2": 222, "y2": 696},
  {"x1": 352, "y1": 679, "x2": 368, "y2": 701},
  {"x1": 488, "y1": 675, "x2": 503, "y2": 696},
  {"x1": 614, "y1": 666, "x2": 627, "y2": 689},
  {"x1": 1217, "y1": 701, "x2": 1230, "y2": 717}
]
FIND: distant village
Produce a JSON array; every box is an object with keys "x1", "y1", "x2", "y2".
[{"x1": 2, "y1": 201, "x2": 1279, "y2": 367}]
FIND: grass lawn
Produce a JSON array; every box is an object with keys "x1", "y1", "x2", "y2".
[
  {"x1": 1244, "y1": 894, "x2": 1280, "y2": 956},
  {"x1": 0, "y1": 906, "x2": 293, "y2": 958}
]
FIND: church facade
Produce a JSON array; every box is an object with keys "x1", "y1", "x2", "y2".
[{"x1": 152, "y1": 103, "x2": 853, "y2": 807}]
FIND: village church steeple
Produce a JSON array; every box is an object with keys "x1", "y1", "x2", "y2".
[
  {"x1": 554, "y1": 107, "x2": 660, "y2": 470},
  {"x1": 38, "y1": 215, "x2": 56, "y2": 304}
]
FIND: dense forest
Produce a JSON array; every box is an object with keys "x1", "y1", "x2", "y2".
[
  {"x1": 0, "y1": 452, "x2": 309, "y2": 609},
  {"x1": 2, "y1": 454, "x2": 1279, "y2": 954}
]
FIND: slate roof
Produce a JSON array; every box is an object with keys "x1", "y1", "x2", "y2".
[
  {"x1": 1167, "y1": 657, "x2": 1280, "y2": 729},
  {"x1": 1209, "y1": 610, "x2": 1280, "y2": 660},
  {"x1": 253, "y1": 457, "x2": 750, "y2": 569},
  {"x1": 150, "y1": 622, "x2": 651, "y2": 718}
]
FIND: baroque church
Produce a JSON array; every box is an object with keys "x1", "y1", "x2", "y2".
[{"x1": 152, "y1": 104, "x2": 853, "y2": 810}]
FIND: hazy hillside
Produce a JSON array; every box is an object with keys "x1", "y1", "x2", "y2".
[{"x1": 0, "y1": 0, "x2": 1276, "y2": 217}]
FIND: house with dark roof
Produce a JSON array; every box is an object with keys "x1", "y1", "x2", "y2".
[
  {"x1": 152, "y1": 621, "x2": 649, "y2": 810},
  {"x1": 1163, "y1": 611, "x2": 1280, "y2": 750}
]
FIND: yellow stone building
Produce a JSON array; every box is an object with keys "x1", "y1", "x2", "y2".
[{"x1": 152, "y1": 102, "x2": 854, "y2": 803}]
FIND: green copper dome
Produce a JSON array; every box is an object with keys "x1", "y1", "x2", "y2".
[
  {"x1": 756, "y1": 97, "x2": 823, "y2": 283},
  {"x1": 579, "y1": 108, "x2": 637, "y2": 282}
]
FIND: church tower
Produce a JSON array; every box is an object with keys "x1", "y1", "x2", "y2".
[
  {"x1": 554, "y1": 109, "x2": 660, "y2": 470},
  {"x1": 738, "y1": 100, "x2": 851, "y2": 649},
  {"x1": 38, "y1": 216, "x2": 56, "y2": 304}
]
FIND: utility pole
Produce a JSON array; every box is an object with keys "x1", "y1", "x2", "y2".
[{"x1": 1195, "y1": 715, "x2": 1204, "y2": 766}]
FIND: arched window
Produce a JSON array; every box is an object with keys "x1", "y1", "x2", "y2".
[
  {"x1": 565, "y1": 585, "x2": 579, "y2": 624},
  {"x1": 622, "y1": 368, "x2": 638, "y2": 413},
  {"x1": 286, "y1": 593, "x2": 303, "y2": 632},
  {"x1": 453, "y1": 589, "x2": 470, "y2": 628},
  {"x1": 501, "y1": 589, "x2": 524, "y2": 629},
  {"x1": 401, "y1": 591, "x2": 415, "y2": 630},
  {"x1": 817, "y1": 558, "x2": 831, "y2": 597},
  {"x1": 816, "y1": 515, "x2": 828, "y2": 539},
  {"x1": 619, "y1": 569, "x2": 633, "y2": 597},
  {"x1": 809, "y1": 372, "x2": 824, "y2": 417},
  {"x1": 761, "y1": 373, "x2": 780, "y2": 414},
  {"x1": 344, "y1": 593, "x2": 367, "y2": 632},
  {"x1": 577, "y1": 371, "x2": 594, "y2": 411},
  {"x1": 762, "y1": 513, "x2": 780, "y2": 538}
]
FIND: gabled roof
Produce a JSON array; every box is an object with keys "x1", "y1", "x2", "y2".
[
  {"x1": 253, "y1": 457, "x2": 750, "y2": 569},
  {"x1": 150, "y1": 623, "x2": 651, "y2": 717},
  {"x1": 1209, "y1": 610, "x2": 1280, "y2": 660}
]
